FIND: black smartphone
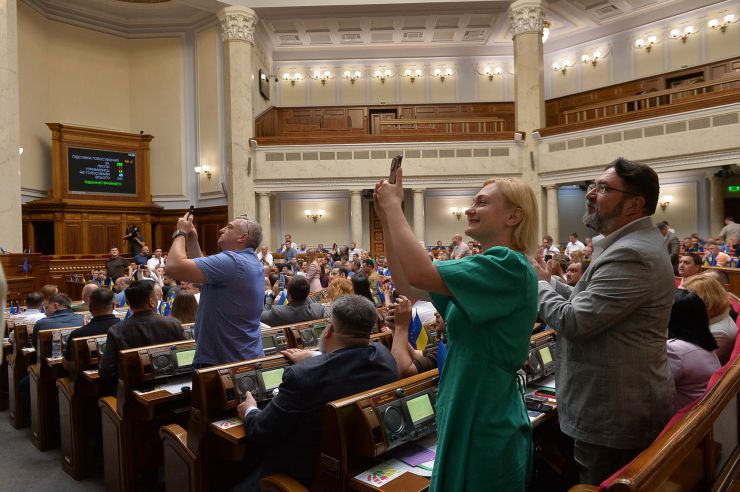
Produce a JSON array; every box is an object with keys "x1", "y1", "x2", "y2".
[
  {"x1": 544, "y1": 254, "x2": 553, "y2": 262},
  {"x1": 278, "y1": 274, "x2": 285, "y2": 290},
  {"x1": 389, "y1": 155, "x2": 403, "y2": 184},
  {"x1": 186, "y1": 205, "x2": 195, "y2": 220}
]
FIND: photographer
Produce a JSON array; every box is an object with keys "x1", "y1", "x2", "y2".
[
  {"x1": 122, "y1": 225, "x2": 145, "y2": 257},
  {"x1": 131, "y1": 263, "x2": 162, "y2": 286}
]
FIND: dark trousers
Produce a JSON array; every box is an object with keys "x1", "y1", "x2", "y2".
[
  {"x1": 574, "y1": 439, "x2": 644, "y2": 485},
  {"x1": 18, "y1": 374, "x2": 30, "y2": 418}
]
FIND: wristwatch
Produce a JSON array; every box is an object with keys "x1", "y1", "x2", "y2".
[{"x1": 172, "y1": 230, "x2": 188, "y2": 240}]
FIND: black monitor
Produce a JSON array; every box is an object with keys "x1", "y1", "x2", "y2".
[{"x1": 67, "y1": 147, "x2": 136, "y2": 195}]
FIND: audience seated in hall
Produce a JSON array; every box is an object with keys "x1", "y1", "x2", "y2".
[
  {"x1": 362, "y1": 258, "x2": 381, "y2": 292},
  {"x1": 666, "y1": 289, "x2": 720, "y2": 409},
  {"x1": 257, "y1": 244, "x2": 273, "y2": 267},
  {"x1": 98, "y1": 281, "x2": 186, "y2": 396},
  {"x1": 18, "y1": 292, "x2": 46, "y2": 326},
  {"x1": 72, "y1": 282, "x2": 98, "y2": 312},
  {"x1": 703, "y1": 268, "x2": 740, "y2": 319},
  {"x1": 276, "y1": 241, "x2": 298, "y2": 263},
  {"x1": 133, "y1": 245, "x2": 150, "y2": 266},
  {"x1": 236, "y1": 295, "x2": 398, "y2": 489},
  {"x1": 261, "y1": 276, "x2": 324, "y2": 327},
  {"x1": 682, "y1": 274, "x2": 738, "y2": 365},
  {"x1": 40, "y1": 284, "x2": 59, "y2": 310},
  {"x1": 64, "y1": 288, "x2": 120, "y2": 360},
  {"x1": 702, "y1": 241, "x2": 731, "y2": 267},
  {"x1": 351, "y1": 274, "x2": 375, "y2": 305}
]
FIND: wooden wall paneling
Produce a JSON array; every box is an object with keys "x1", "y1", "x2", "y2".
[
  {"x1": 65, "y1": 223, "x2": 82, "y2": 254},
  {"x1": 89, "y1": 224, "x2": 106, "y2": 253},
  {"x1": 200, "y1": 224, "x2": 220, "y2": 256},
  {"x1": 347, "y1": 108, "x2": 365, "y2": 129}
]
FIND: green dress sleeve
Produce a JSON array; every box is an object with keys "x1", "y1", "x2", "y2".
[{"x1": 429, "y1": 247, "x2": 532, "y2": 326}]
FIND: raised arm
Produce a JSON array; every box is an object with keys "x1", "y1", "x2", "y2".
[{"x1": 374, "y1": 169, "x2": 449, "y2": 298}]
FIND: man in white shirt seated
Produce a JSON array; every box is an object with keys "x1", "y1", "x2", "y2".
[
  {"x1": 564, "y1": 232, "x2": 585, "y2": 258},
  {"x1": 19, "y1": 292, "x2": 46, "y2": 326},
  {"x1": 296, "y1": 243, "x2": 309, "y2": 254},
  {"x1": 257, "y1": 245, "x2": 274, "y2": 267},
  {"x1": 147, "y1": 248, "x2": 166, "y2": 272}
]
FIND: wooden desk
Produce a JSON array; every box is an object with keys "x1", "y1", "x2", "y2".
[
  {"x1": 702, "y1": 266, "x2": 740, "y2": 297},
  {"x1": 30, "y1": 326, "x2": 79, "y2": 450},
  {"x1": 57, "y1": 334, "x2": 107, "y2": 480},
  {"x1": 0, "y1": 339, "x2": 11, "y2": 410},
  {"x1": 7, "y1": 322, "x2": 35, "y2": 428},
  {"x1": 159, "y1": 354, "x2": 293, "y2": 492},
  {"x1": 99, "y1": 339, "x2": 196, "y2": 492}
]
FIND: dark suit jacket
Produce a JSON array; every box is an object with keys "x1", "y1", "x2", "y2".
[
  {"x1": 244, "y1": 343, "x2": 397, "y2": 487},
  {"x1": 64, "y1": 314, "x2": 120, "y2": 359},
  {"x1": 260, "y1": 299, "x2": 325, "y2": 327},
  {"x1": 98, "y1": 311, "x2": 185, "y2": 395}
]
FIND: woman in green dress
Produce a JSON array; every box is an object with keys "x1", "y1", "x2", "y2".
[{"x1": 374, "y1": 169, "x2": 538, "y2": 491}]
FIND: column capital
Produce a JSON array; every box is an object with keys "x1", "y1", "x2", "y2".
[
  {"x1": 509, "y1": 0, "x2": 546, "y2": 37},
  {"x1": 217, "y1": 6, "x2": 258, "y2": 44},
  {"x1": 545, "y1": 184, "x2": 559, "y2": 191},
  {"x1": 350, "y1": 190, "x2": 363, "y2": 196},
  {"x1": 412, "y1": 188, "x2": 426, "y2": 194},
  {"x1": 257, "y1": 191, "x2": 272, "y2": 197}
]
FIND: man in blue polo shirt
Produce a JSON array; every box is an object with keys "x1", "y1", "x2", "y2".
[{"x1": 166, "y1": 213, "x2": 264, "y2": 367}]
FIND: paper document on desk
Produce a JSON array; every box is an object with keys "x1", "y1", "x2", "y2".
[
  {"x1": 158, "y1": 380, "x2": 192, "y2": 394},
  {"x1": 213, "y1": 417, "x2": 242, "y2": 430},
  {"x1": 392, "y1": 442, "x2": 436, "y2": 467},
  {"x1": 355, "y1": 463, "x2": 404, "y2": 486},
  {"x1": 388, "y1": 458, "x2": 433, "y2": 477}
]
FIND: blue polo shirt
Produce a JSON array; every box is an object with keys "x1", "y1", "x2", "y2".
[{"x1": 193, "y1": 248, "x2": 264, "y2": 365}]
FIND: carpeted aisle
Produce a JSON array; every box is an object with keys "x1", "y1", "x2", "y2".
[{"x1": 0, "y1": 409, "x2": 104, "y2": 492}]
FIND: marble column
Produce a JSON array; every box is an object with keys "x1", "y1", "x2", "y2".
[
  {"x1": 0, "y1": 0, "x2": 23, "y2": 252},
  {"x1": 545, "y1": 185, "x2": 559, "y2": 245},
  {"x1": 509, "y1": 0, "x2": 546, "y2": 236},
  {"x1": 412, "y1": 189, "x2": 426, "y2": 243},
  {"x1": 218, "y1": 6, "x2": 257, "y2": 220},
  {"x1": 350, "y1": 191, "x2": 363, "y2": 248},
  {"x1": 708, "y1": 175, "x2": 725, "y2": 237},
  {"x1": 257, "y1": 192, "x2": 271, "y2": 248}
]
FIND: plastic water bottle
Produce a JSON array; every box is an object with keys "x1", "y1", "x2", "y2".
[{"x1": 52, "y1": 330, "x2": 62, "y2": 359}]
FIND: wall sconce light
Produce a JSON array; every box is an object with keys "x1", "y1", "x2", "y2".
[
  {"x1": 670, "y1": 26, "x2": 694, "y2": 43},
  {"x1": 18, "y1": 147, "x2": 23, "y2": 156},
  {"x1": 194, "y1": 164, "x2": 212, "y2": 180},
  {"x1": 449, "y1": 207, "x2": 464, "y2": 221},
  {"x1": 542, "y1": 21, "x2": 550, "y2": 43},
  {"x1": 374, "y1": 69, "x2": 392, "y2": 84},
  {"x1": 635, "y1": 35, "x2": 658, "y2": 52},
  {"x1": 708, "y1": 14, "x2": 735, "y2": 32},
  {"x1": 480, "y1": 66, "x2": 503, "y2": 81},
  {"x1": 433, "y1": 67, "x2": 454, "y2": 82},
  {"x1": 404, "y1": 68, "x2": 423, "y2": 83},
  {"x1": 551, "y1": 60, "x2": 572, "y2": 74},
  {"x1": 312, "y1": 70, "x2": 332, "y2": 85},
  {"x1": 343, "y1": 70, "x2": 362, "y2": 84},
  {"x1": 659, "y1": 195, "x2": 673, "y2": 211},
  {"x1": 304, "y1": 209, "x2": 325, "y2": 223},
  {"x1": 581, "y1": 51, "x2": 602, "y2": 66},
  {"x1": 282, "y1": 72, "x2": 303, "y2": 86}
]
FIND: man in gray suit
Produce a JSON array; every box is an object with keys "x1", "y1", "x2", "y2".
[
  {"x1": 261, "y1": 275, "x2": 325, "y2": 327},
  {"x1": 657, "y1": 221, "x2": 680, "y2": 274},
  {"x1": 532, "y1": 158, "x2": 676, "y2": 485}
]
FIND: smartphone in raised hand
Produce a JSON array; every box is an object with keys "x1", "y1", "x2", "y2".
[
  {"x1": 389, "y1": 154, "x2": 403, "y2": 184},
  {"x1": 186, "y1": 205, "x2": 195, "y2": 221}
]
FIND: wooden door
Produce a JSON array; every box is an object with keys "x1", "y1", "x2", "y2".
[{"x1": 369, "y1": 202, "x2": 385, "y2": 259}]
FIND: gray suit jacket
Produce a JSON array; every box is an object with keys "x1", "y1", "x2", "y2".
[
  {"x1": 260, "y1": 299, "x2": 325, "y2": 327},
  {"x1": 538, "y1": 216, "x2": 676, "y2": 449},
  {"x1": 664, "y1": 232, "x2": 680, "y2": 256}
]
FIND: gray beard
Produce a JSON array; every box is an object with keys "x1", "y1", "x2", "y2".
[{"x1": 583, "y1": 200, "x2": 624, "y2": 235}]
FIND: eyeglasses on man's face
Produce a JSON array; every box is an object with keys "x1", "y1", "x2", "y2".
[{"x1": 586, "y1": 183, "x2": 638, "y2": 196}]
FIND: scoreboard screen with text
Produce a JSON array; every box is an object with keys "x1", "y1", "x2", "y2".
[{"x1": 68, "y1": 147, "x2": 136, "y2": 195}]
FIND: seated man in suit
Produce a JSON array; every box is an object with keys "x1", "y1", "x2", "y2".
[
  {"x1": 72, "y1": 282, "x2": 99, "y2": 312},
  {"x1": 261, "y1": 276, "x2": 324, "y2": 327},
  {"x1": 98, "y1": 280, "x2": 185, "y2": 395},
  {"x1": 237, "y1": 295, "x2": 398, "y2": 489},
  {"x1": 64, "y1": 288, "x2": 120, "y2": 360}
]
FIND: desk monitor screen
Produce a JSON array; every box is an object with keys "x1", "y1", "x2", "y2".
[
  {"x1": 262, "y1": 335, "x2": 276, "y2": 349},
  {"x1": 68, "y1": 147, "x2": 137, "y2": 195},
  {"x1": 260, "y1": 367, "x2": 284, "y2": 391},
  {"x1": 406, "y1": 393, "x2": 435, "y2": 425},
  {"x1": 312, "y1": 322, "x2": 326, "y2": 338},
  {"x1": 539, "y1": 346, "x2": 553, "y2": 365},
  {"x1": 176, "y1": 349, "x2": 196, "y2": 368}
]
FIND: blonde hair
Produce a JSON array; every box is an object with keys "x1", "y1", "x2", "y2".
[
  {"x1": 325, "y1": 277, "x2": 354, "y2": 302},
  {"x1": 682, "y1": 273, "x2": 730, "y2": 319},
  {"x1": 481, "y1": 177, "x2": 539, "y2": 255}
]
